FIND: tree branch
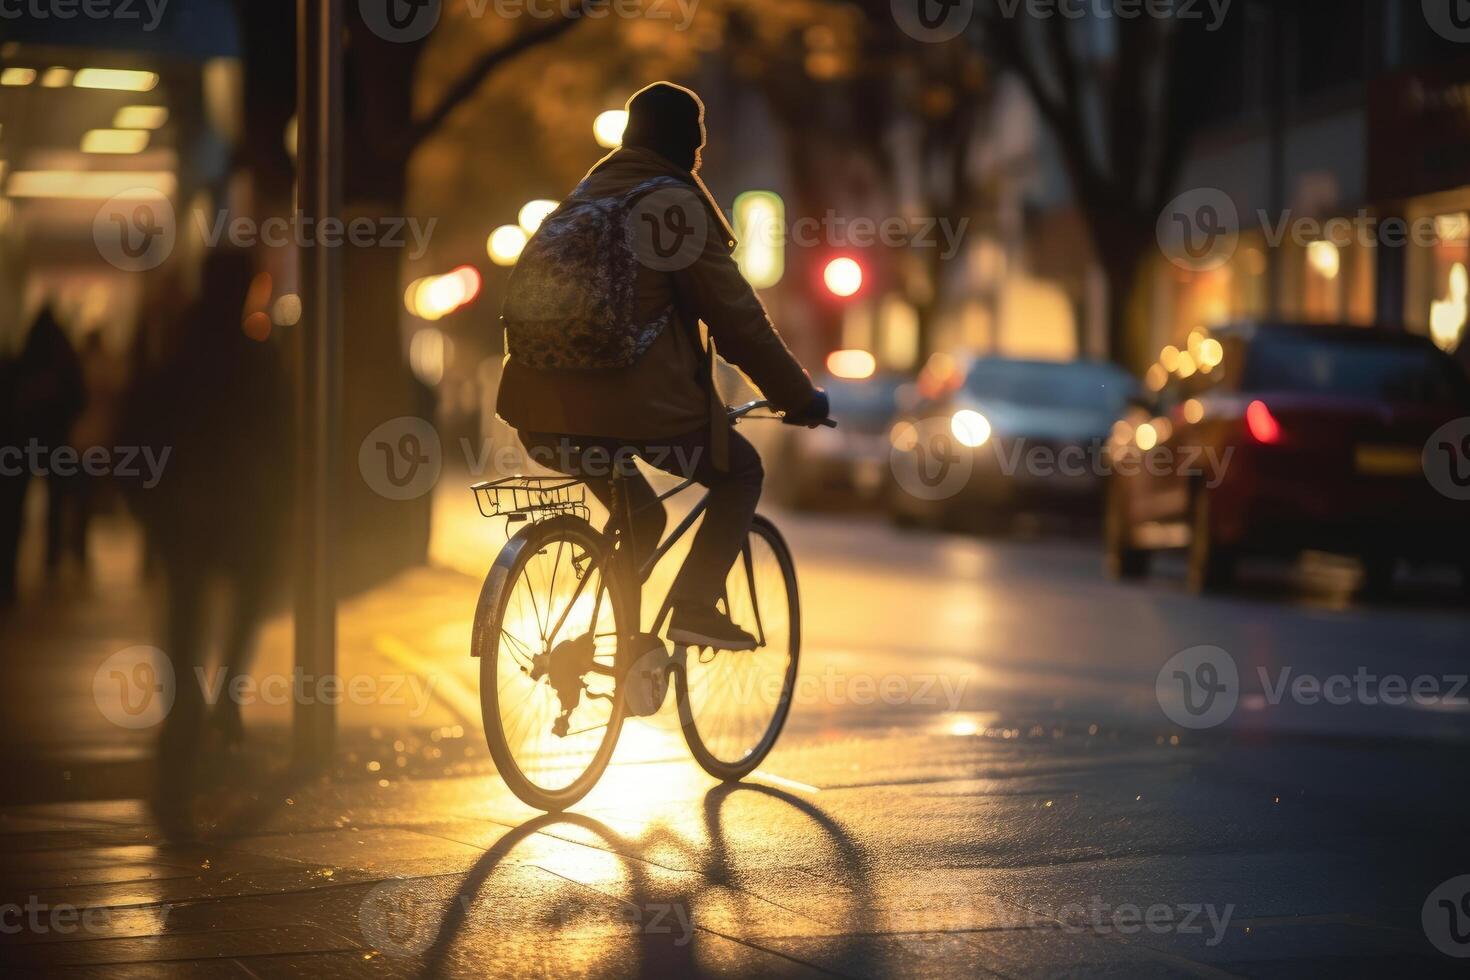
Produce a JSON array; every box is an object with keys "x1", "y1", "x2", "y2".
[{"x1": 405, "y1": 1, "x2": 589, "y2": 156}]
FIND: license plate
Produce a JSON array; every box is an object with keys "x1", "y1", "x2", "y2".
[{"x1": 1354, "y1": 445, "x2": 1421, "y2": 476}]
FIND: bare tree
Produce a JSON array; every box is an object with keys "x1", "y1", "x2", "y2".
[{"x1": 976, "y1": 1, "x2": 1213, "y2": 366}]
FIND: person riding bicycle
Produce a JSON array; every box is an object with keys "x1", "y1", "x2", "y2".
[{"x1": 496, "y1": 81, "x2": 829, "y2": 652}]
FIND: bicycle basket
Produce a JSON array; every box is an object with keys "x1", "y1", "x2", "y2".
[{"x1": 472, "y1": 475, "x2": 589, "y2": 525}]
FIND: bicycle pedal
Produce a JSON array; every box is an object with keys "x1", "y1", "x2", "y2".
[{"x1": 623, "y1": 638, "x2": 673, "y2": 718}]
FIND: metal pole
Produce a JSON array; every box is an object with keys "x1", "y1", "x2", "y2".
[{"x1": 294, "y1": 0, "x2": 343, "y2": 768}]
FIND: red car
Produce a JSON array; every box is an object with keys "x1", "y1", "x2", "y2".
[{"x1": 1104, "y1": 323, "x2": 1470, "y2": 594}]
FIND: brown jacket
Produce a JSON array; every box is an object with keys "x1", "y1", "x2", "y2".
[{"x1": 495, "y1": 146, "x2": 816, "y2": 440}]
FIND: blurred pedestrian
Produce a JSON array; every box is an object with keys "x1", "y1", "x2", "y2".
[
  {"x1": 0, "y1": 355, "x2": 22, "y2": 607},
  {"x1": 53, "y1": 331, "x2": 129, "y2": 575},
  {"x1": 0, "y1": 306, "x2": 85, "y2": 605},
  {"x1": 120, "y1": 251, "x2": 293, "y2": 834}
]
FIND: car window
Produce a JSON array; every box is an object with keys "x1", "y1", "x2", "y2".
[
  {"x1": 964, "y1": 362, "x2": 1136, "y2": 413},
  {"x1": 826, "y1": 378, "x2": 901, "y2": 424},
  {"x1": 1243, "y1": 335, "x2": 1469, "y2": 405}
]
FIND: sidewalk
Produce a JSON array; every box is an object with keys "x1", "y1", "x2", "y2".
[{"x1": 4, "y1": 726, "x2": 1465, "y2": 976}]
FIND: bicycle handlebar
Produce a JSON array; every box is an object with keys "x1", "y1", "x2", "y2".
[{"x1": 726, "y1": 399, "x2": 837, "y2": 428}]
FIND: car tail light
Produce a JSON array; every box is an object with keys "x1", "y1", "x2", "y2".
[{"x1": 1245, "y1": 399, "x2": 1282, "y2": 444}]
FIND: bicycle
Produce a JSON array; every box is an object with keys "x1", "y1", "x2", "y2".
[{"x1": 470, "y1": 400, "x2": 835, "y2": 811}]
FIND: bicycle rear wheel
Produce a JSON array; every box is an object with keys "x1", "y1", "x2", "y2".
[
  {"x1": 676, "y1": 515, "x2": 799, "y2": 781},
  {"x1": 475, "y1": 516, "x2": 627, "y2": 810}
]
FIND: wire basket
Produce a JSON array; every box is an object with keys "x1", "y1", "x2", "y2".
[{"x1": 472, "y1": 475, "x2": 589, "y2": 524}]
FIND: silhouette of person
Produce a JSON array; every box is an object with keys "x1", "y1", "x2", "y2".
[
  {"x1": 119, "y1": 251, "x2": 293, "y2": 834},
  {"x1": 0, "y1": 306, "x2": 85, "y2": 604},
  {"x1": 498, "y1": 82, "x2": 830, "y2": 651}
]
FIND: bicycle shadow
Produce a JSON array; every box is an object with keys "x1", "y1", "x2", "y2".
[{"x1": 417, "y1": 782, "x2": 879, "y2": 977}]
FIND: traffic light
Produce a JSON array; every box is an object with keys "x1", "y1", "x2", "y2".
[{"x1": 822, "y1": 256, "x2": 863, "y2": 298}]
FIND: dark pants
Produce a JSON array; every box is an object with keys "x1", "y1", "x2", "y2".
[{"x1": 521, "y1": 427, "x2": 763, "y2": 609}]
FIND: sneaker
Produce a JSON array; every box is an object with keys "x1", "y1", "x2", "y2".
[{"x1": 668, "y1": 604, "x2": 757, "y2": 651}]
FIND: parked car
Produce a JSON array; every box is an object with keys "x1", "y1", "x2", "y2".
[
  {"x1": 770, "y1": 372, "x2": 906, "y2": 510},
  {"x1": 886, "y1": 357, "x2": 1137, "y2": 531},
  {"x1": 1104, "y1": 323, "x2": 1470, "y2": 594}
]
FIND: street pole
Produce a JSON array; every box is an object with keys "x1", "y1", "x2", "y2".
[{"x1": 294, "y1": 0, "x2": 343, "y2": 769}]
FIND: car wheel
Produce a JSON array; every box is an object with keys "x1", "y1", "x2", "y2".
[
  {"x1": 1186, "y1": 490, "x2": 1235, "y2": 594},
  {"x1": 1103, "y1": 481, "x2": 1149, "y2": 581}
]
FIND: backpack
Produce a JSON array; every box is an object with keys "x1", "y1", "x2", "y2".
[{"x1": 502, "y1": 175, "x2": 696, "y2": 371}]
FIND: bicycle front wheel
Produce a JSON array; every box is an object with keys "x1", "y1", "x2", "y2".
[
  {"x1": 475, "y1": 516, "x2": 627, "y2": 811},
  {"x1": 676, "y1": 515, "x2": 800, "y2": 781}
]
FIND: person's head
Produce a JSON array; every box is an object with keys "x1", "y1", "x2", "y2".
[{"x1": 621, "y1": 82, "x2": 706, "y2": 172}]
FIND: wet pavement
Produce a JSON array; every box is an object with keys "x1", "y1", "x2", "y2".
[{"x1": 4, "y1": 480, "x2": 1470, "y2": 976}]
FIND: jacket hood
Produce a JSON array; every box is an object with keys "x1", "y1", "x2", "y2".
[{"x1": 581, "y1": 145, "x2": 738, "y2": 246}]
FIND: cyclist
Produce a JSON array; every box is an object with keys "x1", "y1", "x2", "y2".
[{"x1": 496, "y1": 81, "x2": 829, "y2": 652}]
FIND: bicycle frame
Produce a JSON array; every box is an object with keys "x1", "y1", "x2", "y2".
[{"x1": 525, "y1": 399, "x2": 780, "y2": 668}]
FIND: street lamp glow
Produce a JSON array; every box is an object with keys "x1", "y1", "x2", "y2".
[
  {"x1": 1, "y1": 68, "x2": 37, "y2": 86},
  {"x1": 823, "y1": 257, "x2": 863, "y2": 298},
  {"x1": 517, "y1": 199, "x2": 558, "y2": 235},
  {"x1": 950, "y1": 410, "x2": 991, "y2": 448},
  {"x1": 488, "y1": 224, "x2": 529, "y2": 266},
  {"x1": 73, "y1": 68, "x2": 159, "y2": 92},
  {"x1": 593, "y1": 109, "x2": 628, "y2": 148},
  {"x1": 40, "y1": 67, "x2": 73, "y2": 88}
]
